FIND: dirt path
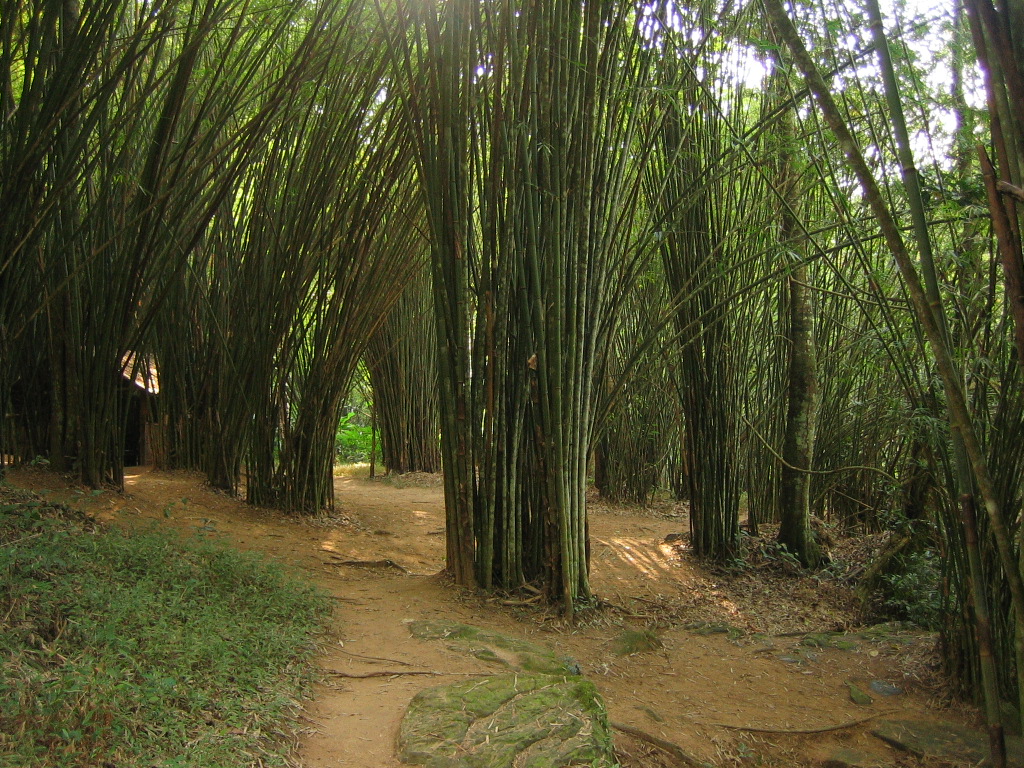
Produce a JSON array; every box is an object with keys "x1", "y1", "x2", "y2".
[{"x1": 9, "y1": 467, "x2": 974, "y2": 767}]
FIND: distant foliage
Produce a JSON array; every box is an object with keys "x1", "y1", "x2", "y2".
[{"x1": 335, "y1": 414, "x2": 377, "y2": 463}]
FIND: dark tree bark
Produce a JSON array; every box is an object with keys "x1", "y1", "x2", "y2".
[{"x1": 771, "y1": 76, "x2": 822, "y2": 568}]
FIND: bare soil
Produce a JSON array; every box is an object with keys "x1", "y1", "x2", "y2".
[{"x1": 8, "y1": 466, "x2": 979, "y2": 768}]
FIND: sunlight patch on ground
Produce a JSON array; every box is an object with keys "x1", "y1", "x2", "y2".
[
  {"x1": 715, "y1": 595, "x2": 742, "y2": 618},
  {"x1": 658, "y1": 541, "x2": 685, "y2": 556},
  {"x1": 334, "y1": 462, "x2": 371, "y2": 478},
  {"x1": 592, "y1": 537, "x2": 677, "y2": 579}
]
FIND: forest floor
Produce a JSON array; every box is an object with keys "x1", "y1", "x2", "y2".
[{"x1": 8, "y1": 466, "x2": 985, "y2": 768}]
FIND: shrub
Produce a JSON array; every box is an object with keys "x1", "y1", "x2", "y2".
[
  {"x1": 335, "y1": 412, "x2": 377, "y2": 463},
  {"x1": 879, "y1": 548, "x2": 942, "y2": 630}
]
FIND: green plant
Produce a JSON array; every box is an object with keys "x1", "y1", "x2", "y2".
[
  {"x1": 335, "y1": 413, "x2": 377, "y2": 463},
  {"x1": 879, "y1": 549, "x2": 942, "y2": 630},
  {"x1": 0, "y1": 489, "x2": 330, "y2": 767}
]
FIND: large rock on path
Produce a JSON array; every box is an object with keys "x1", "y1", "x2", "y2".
[
  {"x1": 398, "y1": 673, "x2": 615, "y2": 768},
  {"x1": 398, "y1": 620, "x2": 615, "y2": 768}
]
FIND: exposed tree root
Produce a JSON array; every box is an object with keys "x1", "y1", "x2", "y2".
[
  {"x1": 497, "y1": 596, "x2": 543, "y2": 606},
  {"x1": 336, "y1": 649, "x2": 420, "y2": 667},
  {"x1": 699, "y1": 711, "x2": 893, "y2": 734},
  {"x1": 324, "y1": 670, "x2": 485, "y2": 679},
  {"x1": 325, "y1": 670, "x2": 437, "y2": 678},
  {"x1": 327, "y1": 557, "x2": 409, "y2": 572},
  {"x1": 611, "y1": 721, "x2": 703, "y2": 767}
]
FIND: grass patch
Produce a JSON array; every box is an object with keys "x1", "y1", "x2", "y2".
[
  {"x1": 334, "y1": 461, "x2": 371, "y2": 478},
  {"x1": 0, "y1": 486, "x2": 330, "y2": 768}
]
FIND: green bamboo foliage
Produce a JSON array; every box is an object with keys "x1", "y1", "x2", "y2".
[
  {"x1": 655, "y1": 123, "x2": 743, "y2": 560},
  {"x1": 385, "y1": 0, "x2": 653, "y2": 611},
  {"x1": 513, "y1": 1, "x2": 655, "y2": 609},
  {"x1": 964, "y1": 0, "x2": 1024, "y2": 369},
  {"x1": 1, "y1": 0, "x2": 322, "y2": 486},
  {"x1": 366, "y1": 261, "x2": 442, "y2": 475},
  {"x1": 647, "y1": 20, "x2": 778, "y2": 561},
  {"x1": 769, "y1": 71, "x2": 823, "y2": 567},
  {"x1": 741, "y1": 260, "x2": 787, "y2": 535},
  {"x1": 266, "y1": 175, "x2": 421, "y2": 512},
  {"x1": 163, "y1": 0, "x2": 420, "y2": 512},
  {"x1": 795, "y1": 122, "x2": 928, "y2": 534},
  {"x1": 765, "y1": 0, "x2": 1024, "y2": 746},
  {"x1": 810, "y1": 257, "x2": 918, "y2": 531},
  {"x1": 963, "y1": 0, "x2": 1024, "y2": 728},
  {"x1": 594, "y1": 275, "x2": 679, "y2": 506},
  {"x1": 258, "y1": 142, "x2": 419, "y2": 510},
  {"x1": 381, "y1": 0, "x2": 476, "y2": 585},
  {"x1": 146, "y1": 246, "x2": 210, "y2": 470},
  {"x1": 162, "y1": 3, "x2": 390, "y2": 498}
]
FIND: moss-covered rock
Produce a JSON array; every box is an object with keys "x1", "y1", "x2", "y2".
[
  {"x1": 846, "y1": 681, "x2": 873, "y2": 707},
  {"x1": 401, "y1": 622, "x2": 615, "y2": 767},
  {"x1": 398, "y1": 673, "x2": 616, "y2": 768}
]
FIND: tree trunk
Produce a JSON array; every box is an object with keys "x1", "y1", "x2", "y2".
[
  {"x1": 771, "y1": 78, "x2": 822, "y2": 568},
  {"x1": 778, "y1": 262, "x2": 822, "y2": 567}
]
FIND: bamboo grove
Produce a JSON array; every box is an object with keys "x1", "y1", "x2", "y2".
[{"x1": 2, "y1": 0, "x2": 1023, "y2": 736}]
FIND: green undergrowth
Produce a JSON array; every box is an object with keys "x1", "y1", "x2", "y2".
[{"x1": 0, "y1": 485, "x2": 331, "y2": 768}]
